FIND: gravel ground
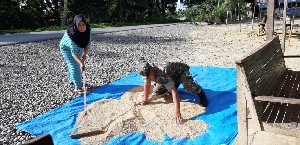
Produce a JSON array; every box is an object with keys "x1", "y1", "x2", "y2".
[
  {"x1": 0, "y1": 23, "x2": 204, "y2": 145},
  {"x1": 1, "y1": 20, "x2": 299, "y2": 144}
]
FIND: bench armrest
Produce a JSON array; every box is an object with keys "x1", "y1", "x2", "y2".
[{"x1": 255, "y1": 96, "x2": 300, "y2": 104}]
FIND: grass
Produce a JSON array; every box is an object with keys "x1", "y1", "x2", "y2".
[{"x1": 0, "y1": 19, "x2": 184, "y2": 35}]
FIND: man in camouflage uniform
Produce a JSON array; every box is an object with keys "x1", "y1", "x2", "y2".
[{"x1": 137, "y1": 61, "x2": 208, "y2": 123}]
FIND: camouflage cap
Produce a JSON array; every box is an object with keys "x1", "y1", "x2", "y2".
[{"x1": 138, "y1": 62, "x2": 152, "y2": 78}]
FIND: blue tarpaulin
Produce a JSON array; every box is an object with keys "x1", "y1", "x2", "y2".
[{"x1": 15, "y1": 66, "x2": 237, "y2": 145}]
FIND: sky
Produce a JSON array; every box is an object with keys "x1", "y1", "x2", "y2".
[{"x1": 176, "y1": 0, "x2": 187, "y2": 11}]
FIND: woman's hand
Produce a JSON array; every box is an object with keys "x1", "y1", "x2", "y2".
[{"x1": 80, "y1": 62, "x2": 85, "y2": 71}]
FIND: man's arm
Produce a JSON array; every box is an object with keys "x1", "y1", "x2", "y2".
[
  {"x1": 143, "y1": 80, "x2": 151, "y2": 103},
  {"x1": 170, "y1": 86, "x2": 183, "y2": 123}
]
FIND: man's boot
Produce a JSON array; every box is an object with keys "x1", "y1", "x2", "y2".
[{"x1": 197, "y1": 91, "x2": 208, "y2": 107}]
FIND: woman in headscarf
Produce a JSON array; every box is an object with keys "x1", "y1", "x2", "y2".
[{"x1": 59, "y1": 14, "x2": 91, "y2": 94}]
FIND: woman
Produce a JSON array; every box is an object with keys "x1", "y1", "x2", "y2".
[{"x1": 60, "y1": 14, "x2": 91, "y2": 94}]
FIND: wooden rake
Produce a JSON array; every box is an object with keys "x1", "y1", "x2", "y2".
[{"x1": 70, "y1": 71, "x2": 104, "y2": 139}]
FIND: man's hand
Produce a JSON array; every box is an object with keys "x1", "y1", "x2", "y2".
[
  {"x1": 136, "y1": 101, "x2": 148, "y2": 106},
  {"x1": 173, "y1": 112, "x2": 183, "y2": 123}
]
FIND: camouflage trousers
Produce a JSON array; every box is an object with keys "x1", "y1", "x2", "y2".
[{"x1": 153, "y1": 71, "x2": 202, "y2": 95}]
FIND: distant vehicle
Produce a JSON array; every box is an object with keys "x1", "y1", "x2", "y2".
[{"x1": 287, "y1": 7, "x2": 300, "y2": 17}]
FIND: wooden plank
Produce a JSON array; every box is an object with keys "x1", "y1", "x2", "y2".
[
  {"x1": 255, "y1": 62, "x2": 286, "y2": 120},
  {"x1": 249, "y1": 57, "x2": 285, "y2": 95},
  {"x1": 266, "y1": 72, "x2": 290, "y2": 124},
  {"x1": 244, "y1": 41, "x2": 280, "y2": 76},
  {"x1": 281, "y1": 71, "x2": 298, "y2": 129},
  {"x1": 264, "y1": 123, "x2": 300, "y2": 138},
  {"x1": 281, "y1": 71, "x2": 295, "y2": 128},
  {"x1": 285, "y1": 71, "x2": 300, "y2": 129},
  {"x1": 252, "y1": 52, "x2": 286, "y2": 121},
  {"x1": 241, "y1": 39, "x2": 280, "y2": 71},
  {"x1": 236, "y1": 65, "x2": 261, "y2": 145},
  {"x1": 245, "y1": 49, "x2": 279, "y2": 87},
  {"x1": 23, "y1": 134, "x2": 53, "y2": 145},
  {"x1": 243, "y1": 40, "x2": 279, "y2": 74},
  {"x1": 273, "y1": 71, "x2": 292, "y2": 127},
  {"x1": 236, "y1": 37, "x2": 280, "y2": 64},
  {"x1": 246, "y1": 47, "x2": 284, "y2": 83},
  {"x1": 255, "y1": 96, "x2": 300, "y2": 105},
  {"x1": 251, "y1": 131, "x2": 300, "y2": 145},
  {"x1": 235, "y1": 65, "x2": 249, "y2": 145},
  {"x1": 247, "y1": 46, "x2": 284, "y2": 86},
  {"x1": 263, "y1": 63, "x2": 287, "y2": 97},
  {"x1": 259, "y1": 71, "x2": 294, "y2": 122},
  {"x1": 249, "y1": 58, "x2": 285, "y2": 96},
  {"x1": 257, "y1": 73, "x2": 286, "y2": 123}
]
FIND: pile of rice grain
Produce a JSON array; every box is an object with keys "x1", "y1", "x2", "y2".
[{"x1": 77, "y1": 86, "x2": 208, "y2": 144}]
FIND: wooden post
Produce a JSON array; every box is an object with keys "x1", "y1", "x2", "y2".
[
  {"x1": 235, "y1": 63, "x2": 262, "y2": 145},
  {"x1": 292, "y1": 0, "x2": 298, "y2": 31},
  {"x1": 282, "y1": 0, "x2": 287, "y2": 53},
  {"x1": 266, "y1": 0, "x2": 275, "y2": 41},
  {"x1": 252, "y1": 2, "x2": 256, "y2": 30},
  {"x1": 235, "y1": 65, "x2": 248, "y2": 145},
  {"x1": 238, "y1": 0, "x2": 241, "y2": 32},
  {"x1": 225, "y1": 0, "x2": 228, "y2": 26}
]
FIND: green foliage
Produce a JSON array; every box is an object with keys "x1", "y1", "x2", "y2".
[
  {"x1": 1, "y1": 0, "x2": 181, "y2": 31},
  {"x1": 211, "y1": 3, "x2": 227, "y2": 23},
  {"x1": 182, "y1": 0, "x2": 247, "y2": 24}
]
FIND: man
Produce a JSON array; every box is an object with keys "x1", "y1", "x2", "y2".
[{"x1": 137, "y1": 61, "x2": 208, "y2": 123}]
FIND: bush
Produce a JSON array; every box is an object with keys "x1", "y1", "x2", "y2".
[{"x1": 211, "y1": 3, "x2": 227, "y2": 23}]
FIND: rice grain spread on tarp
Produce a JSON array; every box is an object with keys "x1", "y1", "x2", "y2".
[{"x1": 77, "y1": 86, "x2": 208, "y2": 144}]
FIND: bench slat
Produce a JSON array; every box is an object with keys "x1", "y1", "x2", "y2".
[
  {"x1": 255, "y1": 96, "x2": 300, "y2": 104},
  {"x1": 282, "y1": 71, "x2": 300, "y2": 129},
  {"x1": 272, "y1": 71, "x2": 294, "y2": 127},
  {"x1": 236, "y1": 37, "x2": 280, "y2": 64},
  {"x1": 246, "y1": 48, "x2": 284, "y2": 83},
  {"x1": 259, "y1": 71, "x2": 295, "y2": 122},
  {"x1": 241, "y1": 42, "x2": 279, "y2": 74},
  {"x1": 267, "y1": 71, "x2": 298, "y2": 124},
  {"x1": 249, "y1": 58, "x2": 286, "y2": 96},
  {"x1": 289, "y1": 72, "x2": 300, "y2": 128},
  {"x1": 251, "y1": 59, "x2": 285, "y2": 94},
  {"x1": 256, "y1": 64, "x2": 287, "y2": 119}
]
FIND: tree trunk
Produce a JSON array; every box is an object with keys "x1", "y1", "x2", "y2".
[
  {"x1": 62, "y1": 0, "x2": 68, "y2": 26},
  {"x1": 147, "y1": 0, "x2": 153, "y2": 18},
  {"x1": 282, "y1": 0, "x2": 288, "y2": 52},
  {"x1": 161, "y1": 0, "x2": 166, "y2": 16},
  {"x1": 155, "y1": 0, "x2": 163, "y2": 16}
]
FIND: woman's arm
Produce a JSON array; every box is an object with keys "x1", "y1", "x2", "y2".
[
  {"x1": 82, "y1": 47, "x2": 88, "y2": 62},
  {"x1": 73, "y1": 54, "x2": 85, "y2": 71}
]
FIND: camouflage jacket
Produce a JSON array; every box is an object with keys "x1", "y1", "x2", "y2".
[{"x1": 151, "y1": 62, "x2": 189, "y2": 91}]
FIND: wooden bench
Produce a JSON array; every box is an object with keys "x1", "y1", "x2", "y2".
[
  {"x1": 235, "y1": 36, "x2": 300, "y2": 144},
  {"x1": 23, "y1": 134, "x2": 53, "y2": 145}
]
